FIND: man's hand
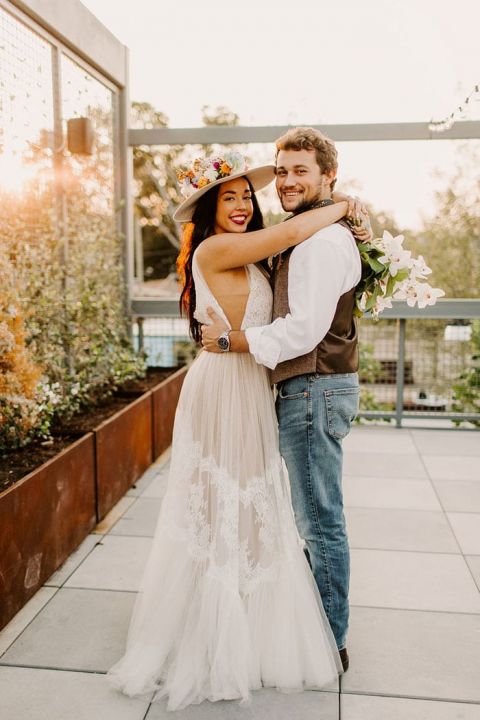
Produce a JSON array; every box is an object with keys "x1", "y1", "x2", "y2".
[{"x1": 201, "y1": 307, "x2": 229, "y2": 352}]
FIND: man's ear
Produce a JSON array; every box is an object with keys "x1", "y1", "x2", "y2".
[{"x1": 322, "y1": 169, "x2": 336, "y2": 187}]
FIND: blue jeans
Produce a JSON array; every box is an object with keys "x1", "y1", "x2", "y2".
[{"x1": 276, "y1": 372, "x2": 359, "y2": 649}]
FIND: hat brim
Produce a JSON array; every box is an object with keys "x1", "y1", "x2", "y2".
[{"x1": 173, "y1": 164, "x2": 275, "y2": 223}]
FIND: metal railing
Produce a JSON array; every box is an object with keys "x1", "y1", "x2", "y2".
[
  {"x1": 131, "y1": 299, "x2": 480, "y2": 428},
  {"x1": 357, "y1": 300, "x2": 480, "y2": 426},
  {"x1": 127, "y1": 122, "x2": 480, "y2": 429}
]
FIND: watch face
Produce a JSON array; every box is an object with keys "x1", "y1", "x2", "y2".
[{"x1": 218, "y1": 335, "x2": 229, "y2": 351}]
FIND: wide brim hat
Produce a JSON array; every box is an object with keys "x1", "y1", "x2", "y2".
[{"x1": 173, "y1": 164, "x2": 275, "y2": 223}]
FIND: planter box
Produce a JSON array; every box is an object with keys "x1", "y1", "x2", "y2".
[
  {"x1": 0, "y1": 434, "x2": 96, "y2": 630},
  {"x1": 0, "y1": 367, "x2": 186, "y2": 630},
  {"x1": 95, "y1": 391, "x2": 153, "y2": 521},
  {"x1": 152, "y1": 366, "x2": 187, "y2": 460}
]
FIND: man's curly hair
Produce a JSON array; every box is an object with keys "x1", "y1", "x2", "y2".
[{"x1": 275, "y1": 126, "x2": 338, "y2": 190}]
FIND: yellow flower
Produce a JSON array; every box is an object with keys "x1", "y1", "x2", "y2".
[
  {"x1": 197, "y1": 177, "x2": 208, "y2": 188},
  {"x1": 220, "y1": 162, "x2": 231, "y2": 175}
]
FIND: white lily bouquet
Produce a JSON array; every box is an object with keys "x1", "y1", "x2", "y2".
[{"x1": 355, "y1": 230, "x2": 445, "y2": 319}]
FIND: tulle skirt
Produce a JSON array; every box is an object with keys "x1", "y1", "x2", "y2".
[{"x1": 107, "y1": 351, "x2": 341, "y2": 710}]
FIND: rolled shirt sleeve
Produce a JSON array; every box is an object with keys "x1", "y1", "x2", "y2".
[{"x1": 245, "y1": 224, "x2": 361, "y2": 369}]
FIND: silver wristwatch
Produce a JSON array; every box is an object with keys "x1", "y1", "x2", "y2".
[{"x1": 217, "y1": 330, "x2": 231, "y2": 352}]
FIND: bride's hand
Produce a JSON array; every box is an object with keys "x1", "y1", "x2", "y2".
[
  {"x1": 201, "y1": 308, "x2": 229, "y2": 352},
  {"x1": 350, "y1": 210, "x2": 373, "y2": 242},
  {"x1": 332, "y1": 191, "x2": 367, "y2": 221}
]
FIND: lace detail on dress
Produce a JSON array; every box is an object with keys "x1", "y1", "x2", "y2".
[
  {"x1": 163, "y1": 437, "x2": 294, "y2": 595},
  {"x1": 162, "y1": 257, "x2": 291, "y2": 595},
  {"x1": 240, "y1": 263, "x2": 273, "y2": 330}
]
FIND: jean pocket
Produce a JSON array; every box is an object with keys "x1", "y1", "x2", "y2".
[
  {"x1": 324, "y1": 387, "x2": 359, "y2": 439},
  {"x1": 278, "y1": 378, "x2": 309, "y2": 400}
]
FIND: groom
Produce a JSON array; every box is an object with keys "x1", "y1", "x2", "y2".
[{"x1": 201, "y1": 127, "x2": 369, "y2": 671}]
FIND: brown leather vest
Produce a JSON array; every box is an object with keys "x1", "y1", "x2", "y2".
[{"x1": 270, "y1": 221, "x2": 359, "y2": 385}]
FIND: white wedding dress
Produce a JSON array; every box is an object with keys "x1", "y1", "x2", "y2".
[{"x1": 108, "y1": 255, "x2": 342, "y2": 710}]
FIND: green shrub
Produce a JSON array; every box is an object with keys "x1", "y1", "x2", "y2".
[
  {"x1": 452, "y1": 320, "x2": 480, "y2": 426},
  {"x1": 0, "y1": 174, "x2": 145, "y2": 450}
]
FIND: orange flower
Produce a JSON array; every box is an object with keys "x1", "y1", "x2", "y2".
[
  {"x1": 197, "y1": 177, "x2": 208, "y2": 188},
  {"x1": 220, "y1": 162, "x2": 231, "y2": 175}
]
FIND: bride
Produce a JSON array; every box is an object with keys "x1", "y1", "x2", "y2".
[{"x1": 108, "y1": 152, "x2": 350, "y2": 710}]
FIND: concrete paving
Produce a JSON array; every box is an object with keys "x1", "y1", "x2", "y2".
[{"x1": 1, "y1": 426, "x2": 479, "y2": 719}]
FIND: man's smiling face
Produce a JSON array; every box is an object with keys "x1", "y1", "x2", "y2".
[{"x1": 275, "y1": 148, "x2": 334, "y2": 212}]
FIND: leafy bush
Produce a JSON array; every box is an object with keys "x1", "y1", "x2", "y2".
[
  {"x1": 0, "y1": 156, "x2": 145, "y2": 451},
  {"x1": 0, "y1": 246, "x2": 62, "y2": 450},
  {"x1": 358, "y1": 341, "x2": 394, "y2": 420},
  {"x1": 452, "y1": 320, "x2": 480, "y2": 426}
]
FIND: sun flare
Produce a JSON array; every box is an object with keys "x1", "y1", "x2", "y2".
[{"x1": 0, "y1": 148, "x2": 40, "y2": 194}]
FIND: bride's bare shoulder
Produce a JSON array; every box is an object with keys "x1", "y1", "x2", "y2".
[
  {"x1": 194, "y1": 241, "x2": 214, "y2": 272},
  {"x1": 195, "y1": 233, "x2": 237, "y2": 274}
]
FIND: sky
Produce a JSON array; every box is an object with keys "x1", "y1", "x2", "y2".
[{"x1": 81, "y1": 0, "x2": 480, "y2": 230}]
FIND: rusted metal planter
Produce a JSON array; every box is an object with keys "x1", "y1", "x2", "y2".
[
  {"x1": 95, "y1": 391, "x2": 153, "y2": 521},
  {"x1": 0, "y1": 433, "x2": 96, "y2": 630},
  {"x1": 0, "y1": 367, "x2": 187, "y2": 629},
  {"x1": 152, "y1": 366, "x2": 187, "y2": 460}
]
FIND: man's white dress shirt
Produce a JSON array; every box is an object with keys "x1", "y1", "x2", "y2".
[{"x1": 245, "y1": 223, "x2": 361, "y2": 370}]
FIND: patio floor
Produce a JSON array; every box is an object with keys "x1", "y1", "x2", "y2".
[{"x1": 1, "y1": 425, "x2": 479, "y2": 719}]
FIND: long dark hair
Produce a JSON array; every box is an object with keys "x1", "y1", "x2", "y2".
[{"x1": 177, "y1": 179, "x2": 264, "y2": 343}]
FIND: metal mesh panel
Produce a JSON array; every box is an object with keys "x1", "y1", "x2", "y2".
[
  {"x1": 358, "y1": 318, "x2": 398, "y2": 413},
  {"x1": 61, "y1": 54, "x2": 115, "y2": 215},
  {"x1": 0, "y1": 7, "x2": 54, "y2": 191},
  {"x1": 133, "y1": 317, "x2": 197, "y2": 367},
  {"x1": 359, "y1": 318, "x2": 479, "y2": 416},
  {"x1": 131, "y1": 313, "x2": 479, "y2": 421}
]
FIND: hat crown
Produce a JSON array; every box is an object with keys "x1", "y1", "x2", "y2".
[{"x1": 177, "y1": 151, "x2": 247, "y2": 199}]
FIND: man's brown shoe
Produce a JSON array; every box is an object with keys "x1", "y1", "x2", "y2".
[{"x1": 339, "y1": 647, "x2": 349, "y2": 672}]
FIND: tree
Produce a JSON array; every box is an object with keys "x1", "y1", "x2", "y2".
[
  {"x1": 366, "y1": 204, "x2": 404, "y2": 241},
  {"x1": 131, "y1": 102, "x2": 184, "y2": 267},
  {"x1": 201, "y1": 105, "x2": 239, "y2": 127},
  {"x1": 132, "y1": 103, "x2": 243, "y2": 281},
  {"x1": 409, "y1": 144, "x2": 480, "y2": 298}
]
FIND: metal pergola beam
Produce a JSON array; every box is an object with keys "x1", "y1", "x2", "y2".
[{"x1": 128, "y1": 120, "x2": 480, "y2": 146}]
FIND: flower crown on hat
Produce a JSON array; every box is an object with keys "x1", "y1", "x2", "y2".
[{"x1": 176, "y1": 151, "x2": 247, "y2": 199}]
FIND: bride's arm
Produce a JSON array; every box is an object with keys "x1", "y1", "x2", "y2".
[{"x1": 195, "y1": 201, "x2": 348, "y2": 271}]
